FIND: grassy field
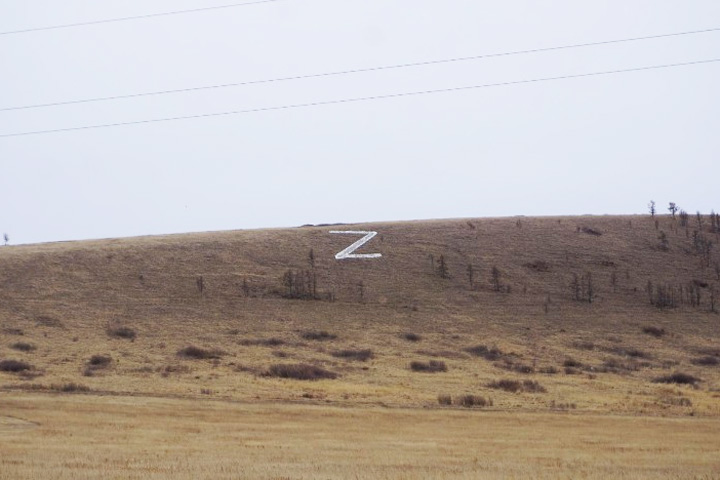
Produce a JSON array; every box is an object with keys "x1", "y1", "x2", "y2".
[
  {"x1": 1, "y1": 214, "x2": 719, "y2": 477},
  {"x1": 2, "y1": 392, "x2": 720, "y2": 479}
]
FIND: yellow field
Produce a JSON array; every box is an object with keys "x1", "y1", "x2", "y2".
[{"x1": 1, "y1": 393, "x2": 719, "y2": 479}]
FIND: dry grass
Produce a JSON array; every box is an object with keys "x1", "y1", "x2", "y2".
[
  {"x1": 0, "y1": 215, "x2": 719, "y2": 413},
  {"x1": 1, "y1": 393, "x2": 719, "y2": 479}
]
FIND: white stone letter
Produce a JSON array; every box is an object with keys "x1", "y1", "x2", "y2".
[{"x1": 329, "y1": 231, "x2": 382, "y2": 260}]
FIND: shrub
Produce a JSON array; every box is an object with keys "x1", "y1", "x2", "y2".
[
  {"x1": 177, "y1": 346, "x2": 223, "y2": 359},
  {"x1": 563, "y1": 358, "x2": 583, "y2": 368},
  {"x1": 402, "y1": 333, "x2": 422, "y2": 342},
  {"x1": 300, "y1": 331, "x2": 337, "y2": 341},
  {"x1": 51, "y1": 383, "x2": 90, "y2": 393},
  {"x1": 691, "y1": 356, "x2": 719, "y2": 366},
  {"x1": 264, "y1": 363, "x2": 338, "y2": 381},
  {"x1": 331, "y1": 349, "x2": 373, "y2": 362},
  {"x1": 522, "y1": 380, "x2": 547, "y2": 393},
  {"x1": 107, "y1": 326, "x2": 137, "y2": 341},
  {"x1": 437, "y1": 394, "x2": 452, "y2": 406},
  {"x1": 539, "y1": 366, "x2": 559, "y2": 374},
  {"x1": 10, "y1": 342, "x2": 36, "y2": 352},
  {"x1": 0, "y1": 360, "x2": 33, "y2": 373},
  {"x1": 487, "y1": 379, "x2": 522, "y2": 393},
  {"x1": 2, "y1": 328, "x2": 24, "y2": 336},
  {"x1": 88, "y1": 355, "x2": 112, "y2": 367},
  {"x1": 495, "y1": 359, "x2": 534, "y2": 374},
  {"x1": 642, "y1": 326, "x2": 666, "y2": 338},
  {"x1": 607, "y1": 346, "x2": 649, "y2": 358},
  {"x1": 410, "y1": 360, "x2": 447, "y2": 373},
  {"x1": 652, "y1": 372, "x2": 701, "y2": 386},
  {"x1": 456, "y1": 395, "x2": 492, "y2": 408},
  {"x1": 465, "y1": 345, "x2": 503, "y2": 361}
]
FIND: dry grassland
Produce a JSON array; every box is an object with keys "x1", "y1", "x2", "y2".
[
  {"x1": 1, "y1": 393, "x2": 719, "y2": 479},
  {"x1": 1, "y1": 215, "x2": 720, "y2": 477}
]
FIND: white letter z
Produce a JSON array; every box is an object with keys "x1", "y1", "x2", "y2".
[{"x1": 329, "y1": 231, "x2": 382, "y2": 260}]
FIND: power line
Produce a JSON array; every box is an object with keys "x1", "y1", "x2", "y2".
[
  {"x1": 2, "y1": 26, "x2": 719, "y2": 112},
  {"x1": 0, "y1": 0, "x2": 291, "y2": 36},
  {"x1": 0, "y1": 58, "x2": 717, "y2": 139}
]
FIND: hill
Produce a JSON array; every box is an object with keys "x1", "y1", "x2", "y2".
[{"x1": 1, "y1": 214, "x2": 719, "y2": 415}]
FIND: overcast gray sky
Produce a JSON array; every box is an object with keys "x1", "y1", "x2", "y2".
[{"x1": 1, "y1": 1, "x2": 719, "y2": 245}]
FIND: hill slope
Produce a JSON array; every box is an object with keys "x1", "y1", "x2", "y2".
[{"x1": 1, "y1": 215, "x2": 719, "y2": 415}]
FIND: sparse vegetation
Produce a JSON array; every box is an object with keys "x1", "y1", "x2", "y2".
[
  {"x1": 401, "y1": 332, "x2": 422, "y2": 342},
  {"x1": 0, "y1": 359, "x2": 33, "y2": 373},
  {"x1": 456, "y1": 394, "x2": 493, "y2": 408},
  {"x1": 300, "y1": 330, "x2": 337, "y2": 341},
  {"x1": 410, "y1": 360, "x2": 447, "y2": 373},
  {"x1": 465, "y1": 344, "x2": 503, "y2": 361},
  {"x1": 10, "y1": 342, "x2": 36, "y2": 352},
  {"x1": 239, "y1": 337, "x2": 285, "y2": 347},
  {"x1": 177, "y1": 346, "x2": 223, "y2": 359},
  {"x1": 52, "y1": 382, "x2": 91, "y2": 393},
  {"x1": 642, "y1": 326, "x2": 666, "y2": 338},
  {"x1": 691, "y1": 356, "x2": 719, "y2": 366},
  {"x1": 487, "y1": 379, "x2": 546, "y2": 393},
  {"x1": 107, "y1": 325, "x2": 137, "y2": 341},
  {"x1": 331, "y1": 349, "x2": 373, "y2": 361},
  {"x1": 264, "y1": 363, "x2": 338, "y2": 381},
  {"x1": 652, "y1": 372, "x2": 701, "y2": 386}
]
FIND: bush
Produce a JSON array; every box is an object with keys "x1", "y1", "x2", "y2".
[
  {"x1": 51, "y1": 382, "x2": 90, "y2": 393},
  {"x1": 437, "y1": 394, "x2": 452, "y2": 406},
  {"x1": 642, "y1": 326, "x2": 666, "y2": 338},
  {"x1": 488, "y1": 379, "x2": 522, "y2": 393},
  {"x1": 331, "y1": 349, "x2": 373, "y2": 362},
  {"x1": 0, "y1": 360, "x2": 33, "y2": 373},
  {"x1": 10, "y1": 342, "x2": 36, "y2": 352},
  {"x1": 495, "y1": 359, "x2": 534, "y2": 374},
  {"x1": 177, "y1": 346, "x2": 223, "y2": 359},
  {"x1": 456, "y1": 395, "x2": 493, "y2": 408},
  {"x1": 539, "y1": 366, "x2": 559, "y2": 374},
  {"x1": 465, "y1": 345, "x2": 503, "y2": 361},
  {"x1": 264, "y1": 363, "x2": 338, "y2": 381},
  {"x1": 652, "y1": 372, "x2": 701, "y2": 385},
  {"x1": 88, "y1": 355, "x2": 112, "y2": 367},
  {"x1": 402, "y1": 333, "x2": 422, "y2": 342},
  {"x1": 691, "y1": 356, "x2": 719, "y2": 366},
  {"x1": 410, "y1": 360, "x2": 447, "y2": 373},
  {"x1": 107, "y1": 326, "x2": 137, "y2": 341},
  {"x1": 487, "y1": 379, "x2": 545, "y2": 393},
  {"x1": 563, "y1": 358, "x2": 583, "y2": 368},
  {"x1": 300, "y1": 331, "x2": 337, "y2": 341},
  {"x1": 522, "y1": 380, "x2": 547, "y2": 393}
]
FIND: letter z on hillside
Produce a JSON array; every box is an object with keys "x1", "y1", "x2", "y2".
[{"x1": 329, "y1": 231, "x2": 382, "y2": 260}]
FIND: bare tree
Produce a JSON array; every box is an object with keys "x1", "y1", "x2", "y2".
[
  {"x1": 648, "y1": 200, "x2": 656, "y2": 217},
  {"x1": 2, "y1": 233, "x2": 7, "y2": 246},
  {"x1": 437, "y1": 255, "x2": 449, "y2": 279},
  {"x1": 668, "y1": 202, "x2": 678, "y2": 218},
  {"x1": 466, "y1": 264, "x2": 475, "y2": 290},
  {"x1": 490, "y1": 266, "x2": 502, "y2": 292}
]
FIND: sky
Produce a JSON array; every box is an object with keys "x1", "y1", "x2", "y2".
[{"x1": 1, "y1": 0, "x2": 719, "y2": 245}]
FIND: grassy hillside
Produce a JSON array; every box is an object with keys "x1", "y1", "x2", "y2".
[{"x1": 1, "y1": 214, "x2": 719, "y2": 415}]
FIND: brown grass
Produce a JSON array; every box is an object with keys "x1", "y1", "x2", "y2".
[
  {"x1": 1, "y1": 393, "x2": 719, "y2": 479},
  {"x1": 0, "y1": 215, "x2": 719, "y2": 415}
]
